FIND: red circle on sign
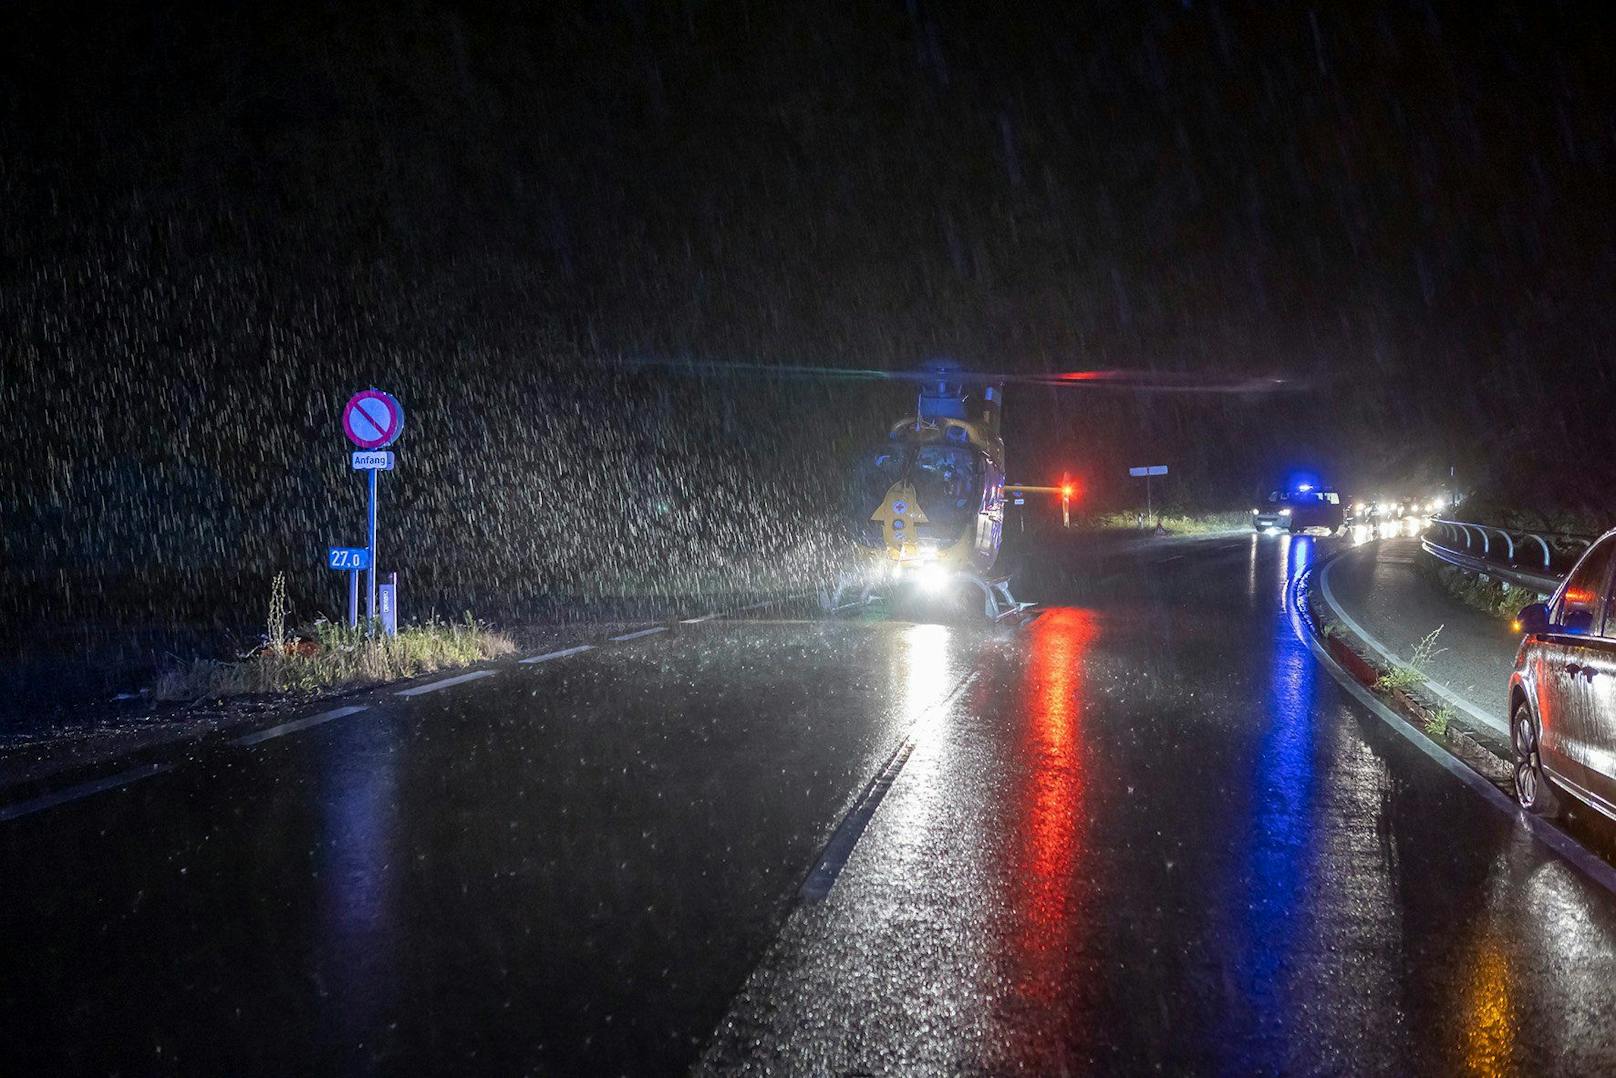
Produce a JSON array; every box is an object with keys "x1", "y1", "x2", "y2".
[{"x1": 343, "y1": 390, "x2": 404, "y2": 449}]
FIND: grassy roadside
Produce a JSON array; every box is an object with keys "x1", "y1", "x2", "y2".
[
  {"x1": 155, "y1": 617, "x2": 517, "y2": 702},
  {"x1": 1081, "y1": 510, "x2": 1250, "y2": 535},
  {"x1": 153, "y1": 574, "x2": 517, "y2": 702}
]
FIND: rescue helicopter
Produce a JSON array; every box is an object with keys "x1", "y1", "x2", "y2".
[{"x1": 633, "y1": 358, "x2": 1286, "y2": 619}]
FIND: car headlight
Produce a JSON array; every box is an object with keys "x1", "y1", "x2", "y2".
[{"x1": 1279, "y1": 508, "x2": 1292, "y2": 516}]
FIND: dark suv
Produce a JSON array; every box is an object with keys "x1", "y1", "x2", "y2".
[{"x1": 1509, "y1": 528, "x2": 1616, "y2": 819}]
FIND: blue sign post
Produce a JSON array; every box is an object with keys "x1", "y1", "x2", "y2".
[
  {"x1": 1128, "y1": 464, "x2": 1169, "y2": 526},
  {"x1": 343, "y1": 390, "x2": 405, "y2": 636}
]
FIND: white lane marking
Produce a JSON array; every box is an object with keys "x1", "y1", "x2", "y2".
[
  {"x1": 519, "y1": 644, "x2": 595, "y2": 664},
  {"x1": 1317, "y1": 552, "x2": 1505, "y2": 736},
  {"x1": 610, "y1": 626, "x2": 668, "y2": 642},
  {"x1": 800, "y1": 670, "x2": 980, "y2": 901},
  {"x1": 0, "y1": 762, "x2": 173, "y2": 823},
  {"x1": 396, "y1": 670, "x2": 498, "y2": 697},
  {"x1": 1293, "y1": 562, "x2": 1616, "y2": 898},
  {"x1": 234, "y1": 705, "x2": 370, "y2": 747},
  {"x1": 680, "y1": 614, "x2": 718, "y2": 624}
]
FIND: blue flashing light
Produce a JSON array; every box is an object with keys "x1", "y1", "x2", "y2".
[{"x1": 1285, "y1": 470, "x2": 1322, "y2": 494}]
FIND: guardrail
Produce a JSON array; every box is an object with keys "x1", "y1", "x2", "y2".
[{"x1": 1421, "y1": 518, "x2": 1595, "y2": 596}]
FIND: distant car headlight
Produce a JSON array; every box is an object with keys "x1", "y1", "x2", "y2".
[{"x1": 1251, "y1": 507, "x2": 1259, "y2": 515}]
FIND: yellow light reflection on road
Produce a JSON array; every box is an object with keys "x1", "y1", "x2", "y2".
[
  {"x1": 902, "y1": 622, "x2": 953, "y2": 734},
  {"x1": 1461, "y1": 930, "x2": 1517, "y2": 1076}
]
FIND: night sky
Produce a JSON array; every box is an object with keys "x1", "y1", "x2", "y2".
[{"x1": 3, "y1": 1, "x2": 1614, "y2": 626}]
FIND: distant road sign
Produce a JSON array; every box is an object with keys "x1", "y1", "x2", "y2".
[
  {"x1": 343, "y1": 390, "x2": 405, "y2": 449},
  {"x1": 351, "y1": 450, "x2": 395, "y2": 471},
  {"x1": 1128, "y1": 465, "x2": 1169, "y2": 477},
  {"x1": 328, "y1": 546, "x2": 371, "y2": 571}
]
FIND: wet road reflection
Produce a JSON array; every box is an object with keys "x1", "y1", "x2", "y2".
[
  {"x1": 1461, "y1": 927, "x2": 1517, "y2": 1076},
  {"x1": 1223, "y1": 535, "x2": 1320, "y2": 1068},
  {"x1": 1010, "y1": 608, "x2": 1094, "y2": 1011},
  {"x1": 709, "y1": 532, "x2": 1616, "y2": 1073},
  {"x1": 314, "y1": 720, "x2": 401, "y2": 1064}
]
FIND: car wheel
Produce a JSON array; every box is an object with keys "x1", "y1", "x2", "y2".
[{"x1": 1511, "y1": 703, "x2": 1562, "y2": 819}]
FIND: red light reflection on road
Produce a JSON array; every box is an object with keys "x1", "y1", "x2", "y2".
[{"x1": 1010, "y1": 607, "x2": 1096, "y2": 1007}]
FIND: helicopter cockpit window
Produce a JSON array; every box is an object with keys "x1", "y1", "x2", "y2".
[
  {"x1": 849, "y1": 446, "x2": 907, "y2": 525},
  {"x1": 913, "y1": 446, "x2": 982, "y2": 532}
]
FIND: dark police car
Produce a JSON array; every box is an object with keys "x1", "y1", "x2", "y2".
[{"x1": 1252, "y1": 482, "x2": 1345, "y2": 535}]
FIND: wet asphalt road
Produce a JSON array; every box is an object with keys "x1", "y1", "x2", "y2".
[{"x1": 6, "y1": 533, "x2": 1616, "y2": 1075}]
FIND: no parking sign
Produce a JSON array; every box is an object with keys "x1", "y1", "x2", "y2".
[{"x1": 343, "y1": 390, "x2": 405, "y2": 450}]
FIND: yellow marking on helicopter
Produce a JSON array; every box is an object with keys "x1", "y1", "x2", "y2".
[{"x1": 869, "y1": 482, "x2": 929, "y2": 562}]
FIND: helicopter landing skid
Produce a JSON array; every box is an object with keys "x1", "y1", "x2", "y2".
[
  {"x1": 821, "y1": 572, "x2": 1033, "y2": 622},
  {"x1": 964, "y1": 573, "x2": 1034, "y2": 622}
]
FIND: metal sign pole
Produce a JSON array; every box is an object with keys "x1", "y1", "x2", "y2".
[
  {"x1": 1146, "y1": 474, "x2": 1153, "y2": 524},
  {"x1": 348, "y1": 569, "x2": 359, "y2": 629},
  {"x1": 339, "y1": 389, "x2": 403, "y2": 638},
  {"x1": 367, "y1": 466, "x2": 379, "y2": 634}
]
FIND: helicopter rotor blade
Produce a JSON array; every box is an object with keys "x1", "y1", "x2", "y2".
[
  {"x1": 618, "y1": 358, "x2": 901, "y2": 381},
  {"x1": 617, "y1": 357, "x2": 1297, "y2": 393},
  {"x1": 984, "y1": 369, "x2": 1294, "y2": 393}
]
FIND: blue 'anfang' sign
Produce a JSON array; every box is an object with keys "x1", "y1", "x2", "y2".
[{"x1": 328, "y1": 546, "x2": 371, "y2": 571}]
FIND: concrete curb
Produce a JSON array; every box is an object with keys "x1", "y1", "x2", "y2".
[{"x1": 1297, "y1": 545, "x2": 1514, "y2": 790}]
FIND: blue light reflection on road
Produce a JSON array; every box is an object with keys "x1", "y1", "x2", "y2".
[
  {"x1": 315, "y1": 719, "x2": 402, "y2": 1059},
  {"x1": 1225, "y1": 534, "x2": 1320, "y2": 1070}
]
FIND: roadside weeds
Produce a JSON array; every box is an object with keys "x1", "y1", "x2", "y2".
[{"x1": 154, "y1": 617, "x2": 517, "y2": 702}]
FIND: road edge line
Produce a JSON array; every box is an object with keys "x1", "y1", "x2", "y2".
[
  {"x1": 610, "y1": 626, "x2": 668, "y2": 642},
  {"x1": 395, "y1": 669, "x2": 499, "y2": 697},
  {"x1": 233, "y1": 705, "x2": 370, "y2": 747},
  {"x1": 0, "y1": 762, "x2": 173, "y2": 822},
  {"x1": 519, "y1": 644, "x2": 595, "y2": 664}
]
